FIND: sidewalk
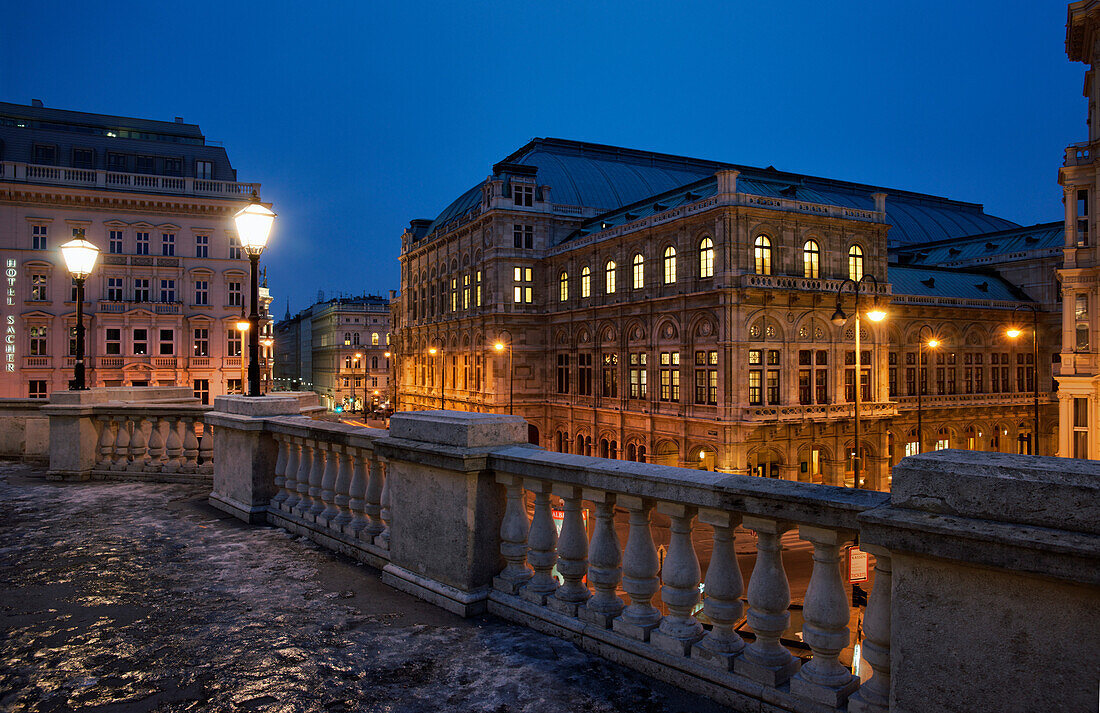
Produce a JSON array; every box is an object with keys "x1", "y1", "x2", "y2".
[{"x1": 0, "y1": 462, "x2": 727, "y2": 713}]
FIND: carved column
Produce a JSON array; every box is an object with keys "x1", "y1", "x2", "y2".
[
  {"x1": 197, "y1": 420, "x2": 214, "y2": 474},
  {"x1": 651, "y1": 503, "x2": 703, "y2": 655},
  {"x1": 579, "y1": 490, "x2": 622, "y2": 628},
  {"x1": 374, "y1": 457, "x2": 391, "y2": 549},
  {"x1": 693, "y1": 509, "x2": 745, "y2": 670},
  {"x1": 96, "y1": 416, "x2": 114, "y2": 469},
  {"x1": 735, "y1": 516, "x2": 799, "y2": 685},
  {"x1": 522, "y1": 480, "x2": 558, "y2": 605},
  {"x1": 163, "y1": 417, "x2": 183, "y2": 473},
  {"x1": 363, "y1": 454, "x2": 385, "y2": 539},
  {"x1": 290, "y1": 439, "x2": 313, "y2": 516},
  {"x1": 181, "y1": 417, "x2": 199, "y2": 473},
  {"x1": 331, "y1": 446, "x2": 353, "y2": 531},
  {"x1": 317, "y1": 442, "x2": 340, "y2": 526},
  {"x1": 110, "y1": 416, "x2": 130, "y2": 471},
  {"x1": 345, "y1": 448, "x2": 369, "y2": 537},
  {"x1": 493, "y1": 473, "x2": 532, "y2": 594},
  {"x1": 271, "y1": 436, "x2": 291, "y2": 508},
  {"x1": 613, "y1": 495, "x2": 661, "y2": 641},
  {"x1": 126, "y1": 417, "x2": 148, "y2": 472},
  {"x1": 848, "y1": 546, "x2": 891, "y2": 713},
  {"x1": 306, "y1": 441, "x2": 327, "y2": 520},
  {"x1": 548, "y1": 484, "x2": 589, "y2": 616},
  {"x1": 147, "y1": 418, "x2": 165, "y2": 471}
]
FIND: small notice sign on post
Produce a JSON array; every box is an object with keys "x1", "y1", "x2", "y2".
[{"x1": 848, "y1": 545, "x2": 869, "y2": 583}]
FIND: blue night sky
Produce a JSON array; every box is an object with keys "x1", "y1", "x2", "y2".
[{"x1": 3, "y1": 1, "x2": 1082, "y2": 314}]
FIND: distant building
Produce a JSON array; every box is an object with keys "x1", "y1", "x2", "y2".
[
  {"x1": 1059, "y1": 1, "x2": 1100, "y2": 459},
  {"x1": 275, "y1": 294, "x2": 392, "y2": 411},
  {"x1": 394, "y1": 138, "x2": 1062, "y2": 489},
  {"x1": 0, "y1": 100, "x2": 273, "y2": 402}
]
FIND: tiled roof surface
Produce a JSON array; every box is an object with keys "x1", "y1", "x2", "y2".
[
  {"x1": 889, "y1": 222, "x2": 1064, "y2": 266},
  {"x1": 887, "y1": 264, "x2": 1028, "y2": 302}
]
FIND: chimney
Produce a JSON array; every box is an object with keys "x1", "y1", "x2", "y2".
[
  {"x1": 716, "y1": 169, "x2": 740, "y2": 197},
  {"x1": 31, "y1": 99, "x2": 43, "y2": 107},
  {"x1": 872, "y1": 192, "x2": 887, "y2": 213},
  {"x1": 174, "y1": 117, "x2": 184, "y2": 123}
]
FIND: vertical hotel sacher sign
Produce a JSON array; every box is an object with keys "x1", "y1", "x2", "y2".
[{"x1": 4, "y1": 257, "x2": 16, "y2": 372}]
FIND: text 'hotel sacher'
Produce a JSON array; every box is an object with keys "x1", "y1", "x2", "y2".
[
  {"x1": 0, "y1": 101, "x2": 273, "y2": 404},
  {"x1": 394, "y1": 137, "x2": 1090, "y2": 490}
]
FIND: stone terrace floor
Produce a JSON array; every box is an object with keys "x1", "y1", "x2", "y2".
[{"x1": 0, "y1": 462, "x2": 729, "y2": 713}]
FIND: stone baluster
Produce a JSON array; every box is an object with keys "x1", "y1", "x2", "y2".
[
  {"x1": 652, "y1": 504, "x2": 703, "y2": 656},
  {"x1": 363, "y1": 453, "x2": 385, "y2": 539},
  {"x1": 126, "y1": 417, "x2": 148, "y2": 472},
  {"x1": 848, "y1": 547, "x2": 892, "y2": 713},
  {"x1": 198, "y1": 420, "x2": 214, "y2": 474},
  {"x1": 331, "y1": 446, "x2": 353, "y2": 532},
  {"x1": 271, "y1": 436, "x2": 290, "y2": 508},
  {"x1": 791, "y1": 526, "x2": 859, "y2": 707},
  {"x1": 306, "y1": 441, "x2": 327, "y2": 520},
  {"x1": 493, "y1": 473, "x2": 532, "y2": 594},
  {"x1": 96, "y1": 416, "x2": 114, "y2": 469},
  {"x1": 110, "y1": 416, "x2": 130, "y2": 471},
  {"x1": 292, "y1": 440, "x2": 315, "y2": 517},
  {"x1": 735, "y1": 516, "x2": 799, "y2": 685},
  {"x1": 579, "y1": 490, "x2": 622, "y2": 628},
  {"x1": 163, "y1": 417, "x2": 183, "y2": 473},
  {"x1": 374, "y1": 458, "x2": 391, "y2": 549},
  {"x1": 287, "y1": 438, "x2": 310, "y2": 514},
  {"x1": 548, "y1": 484, "x2": 589, "y2": 616},
  {"x1": 693, "y1": 510, "x2": 746, "y2": 670},
  {"x1": 522, "y1": 480, "x2": 558, "y2": 605},
  {"x1": 345, "y1": 447, "x2": 369, "y2": 537},
  {"x1": 147, "y1": 418, "x2": 165, "y2": 471},
  {"x1": 181, "y1": 417, "x2": 199, "y2": 473},
  {"x1": 317, "y1": 442, "x2": 340, "y2": 527},
  {"x1": 613, "y1": 495, "x2": 661, "y2": 641}
]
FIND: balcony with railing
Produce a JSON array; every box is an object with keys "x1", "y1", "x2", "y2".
[
  {"x1": 1064, "y1": 140, "x2": 1093, "y2": 166},
  {"x1": 0, "y1": 161, "x2": 260, "y2": 199}
]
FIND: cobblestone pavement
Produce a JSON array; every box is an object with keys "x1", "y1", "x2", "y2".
[{"x1": 0, "y1": 463, "x2": 729, "y2": 713}]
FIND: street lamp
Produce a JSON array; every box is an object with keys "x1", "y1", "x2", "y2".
[
  {"x1": 429, "y1": 338, "x2": 444, "y2": 409},
  {"x1": 1007, "y1": 304, "x2": 1041, "y2": 455},
  {"x1": 260, "y1": 337, "x2": 274, "y2": 393},
  {"x1": 494, "y1": 339, "x2": 513, "y2": 415},
  {"x1": 236, "y1": 308, "x2": 250, "y2": 394},
  {"x1": 831, "y1": 275, "x2": 887, "y2": 488},
  {"x1": 384, "y1": 350, "x2": 396, "y2": 412},
  {"x1": 233, "y1": 192, "x2": 276, "y2": 397},
  {"x1": 915, "y1": 325, "x2": 940, "y2": 455},
  {"x1": 60, "y1": 235, "x2": 100, "y2": 390},
  {"x1": 354, "y1": 351, "x2": 363, "y2": 412}
]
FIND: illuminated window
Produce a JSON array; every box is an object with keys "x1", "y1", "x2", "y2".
[
  {"x1": 605, "y1": 261, "x2": 617, "y2": 293},
  {"x1": 803, "y1": 239, "x2": 820, "y2": 278},
  {"x1": 29, "y1": 326, "x2": 47, "y2": 355},
  {"x1": 30, "y1": 274, "x2": 48, "y2": 301},
  {"x1": 513, "y1": 266, "x2": 533, "y2": 303},
  {"x1": 372, "y1": 332, "x2": 379, "y2": 346},
  {"x1": 699, "y1": 237, "x2": 714, "y2": 278},
  {"x1": 581, "y1": 267, "x2": 591, "y2": 298},
  {"x1": 663, "y1": 246, "x2": 676, "y2": 284},
  {"x1": 848, "y1": 244, "x2": 864, "y2": 281},
  {"x1": 632, "y1": 253, "x2": 644, "y2": 289},
  {"x1": 754, "y1": 236, "x2": 772, "y2": 275},
  {"x1": 559, "y1": 272, "x2": 569, "y2": 302}
]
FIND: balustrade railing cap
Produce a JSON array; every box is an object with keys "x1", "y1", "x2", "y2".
[
  {"x1": 389, "y1": 410, "x2": 528, "y2": 449},
  {"x1": 890, "y1": 450, "x2": 1100, "y2": 536},
  {"x1": 213, "y1": 394, "x2": 302, "y2": 418}
]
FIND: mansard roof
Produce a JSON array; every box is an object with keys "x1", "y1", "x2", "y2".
[
  {"x1": 423, "y1": 138, "x2": 1019, "y2": 246},
  {"x1": 887, "y1": 264, "x2": 1030, "y2": 302},
  {"x1": 889, "y1": 222, "x2": 1064, "y2": 267}
]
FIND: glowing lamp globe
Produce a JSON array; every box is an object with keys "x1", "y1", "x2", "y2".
[
  {"x1": 236, "y1": 316, "x2": 251, "y2": 332},
  {"x1": 60, "y1": 239, "x2": 100, "y2": 279},
  {"x1": 428, "y1": 347, "x2": 437, "y2": 355},
  {"x1": 927, "y1": 339, "x2": 940, "y2": 349},
  {"x1": 866, "y1": 305, "x2": 887, "y2": 322},
  {"x1": 830, "y1": 307, "x2": 847, "y2": 327},
  {"x1": 233, "y1": 196, "x2": 276, "y2": 257},
  {"x1": 494, "y1": 342, "x2": 506, "y2": 352},
  {"x1": 1006, "y1": 328, "x2": 1022, "y2": 339}
]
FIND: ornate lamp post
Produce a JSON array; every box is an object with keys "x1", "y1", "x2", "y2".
[
  {"x1": 233, "y1": 193, "x2": 276, "y2": 397},
  {"x1": 353, "y1": 351, "x2": 364, "y2": 412},
  {"x1": 429, "y1": 338, "x2": 444, "y2": 409},
  {"x1": 494, "y1": 339, "x2": 513, "y2": 415},
  {"x1": 235, "y1": 309, "x2": 250, "y2": 393},
  {"x1": 1007, "y1": 304, "x2": 1041, "y2": 454},
  {"x1": 384, "y1": 349, "x2": 396, "y2": 412},
  {"x1": 831, "y1": 275, "x2": 887, "y2": 488},
  {"x1": 60, "y1": 235, "x2": 100, "y2": 390},
  {"x1": 916, "y1": 325, "x2": 940, "y2": 455},
  {"x1": 260, "y1": 337, "x2": 274, "y2": 392}
]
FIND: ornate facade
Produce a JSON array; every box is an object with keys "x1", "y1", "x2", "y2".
[
  {"x1": 0, "y1": 101, "x2": 272, "y2": 402},
  {"x1": 394, "y1": 139, "x2": 1062, "y2": 489}
]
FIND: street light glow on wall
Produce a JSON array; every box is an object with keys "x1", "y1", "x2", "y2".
[
  {"x1": 233, "y1": 192, "x2": 276, "y2": 397},
  {"x1": 60, "y1": 236, "x2": 100, "y2": 391},
  {"x1": 495, "y1": 339, "x2": 513, "y2": 415}
]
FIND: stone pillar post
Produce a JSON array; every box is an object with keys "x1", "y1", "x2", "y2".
[
  {"x1": 206, "y1": 395, "x2": 303, "y2": 523},
  {"x1": 372, "y1": 411, "x2": 529, "y2": 616}
]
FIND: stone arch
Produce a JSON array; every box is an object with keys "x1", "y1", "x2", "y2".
[
  {"x1": 653, "y1": 439, "x2": 680, "y2": 467},
  {"x1": 624, "y1": 320, "x2": 646, "y2": 344},
  {"x1": 794, "y1": 313, "x2": 830, "y2": 343},
  {"x1": 654, "y1": 317, "x2": 679, "y2": 343},
  {"x1": 687, "y1": 443, "x2": 718, "y2": 470},
  {"x1": 749, "y1": 314, "x2": 784, "y2": 342},
  {"x1": 687, "y1": 311, "x2": 719, "y2": 342}
]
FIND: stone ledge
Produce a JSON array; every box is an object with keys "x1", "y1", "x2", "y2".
[
  {"x1": 209, "y1": 491, "x2": 268, "y2": 524},
  {"x1": 389, "y1": 411, "x2": 528, "y2": 448},
  {"x1": 267, "y1": 509, "x2": 390, "y2": 571},
  {"x1": 382, "y1": 564, "x2": 489, "y2": 617},
  {"x1": 212, "y1": 395, "x2": 302, "y2": 418}
]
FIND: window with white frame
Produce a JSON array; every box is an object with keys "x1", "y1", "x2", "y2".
[
  {"x1": 513, "y1": 183, "x2": 534, "y2": 207},
  {"x1": 699, "y1": 237, "x2": 714, "y2": 278},
  {"x1": 107, "y1": 277, "x2": 123, "y2": 301},
  {"x1": 161, "y1": 232, "x2": 175, "y2": 256},
  {"x1": 31, "y1": 224, "x2": 47, "y2": 250},
  {"x1": 229, "y1": 235, "x2": 242, "y2": 260},
  {"x1": 194, "y1": 280, "x2": 209, "y2": 305},
  {"x1": 135, "y1": 231, "x2": 150, "y2": 255},
  {"x1": 29, "y1": 326, "x2": 47, "y2": 355},
  {"x1": 29, "y1": 381, "x2": 47, "y2": 399},
  {"x1": 193, "y1": 328, "x2": 209, "y2": 357},
  {"x1": 105, "y1": 328, "x2": 121, "y2": 355},
  {"x1": 160, "y1": 279, "x2": 176, "y2": 302},
  {"x1": 159, "y1": 329, "x2": 174, "y2": 355},
  {"x1": 134, "y1": 278, "x2": 150, "y2": 302},
  {"x1": 663, "y1": 246, "x2": 676, "y2": 283},
  {"x1": 754, "y1": 236, "x2": 772, "y2": 275},
  {"x1": 196, "y1": 160, "x2": 213, "y2": 179},
  {"x1": 227, "y1": 329, "x2": 241, "y2": 357},
  {"x1": 228, "y1": 281, "x2": 242, "y2": 306},
  {"x1": 133, "y1": 328, "x2": 148, "y2": 355},
  {"x1": 109, "y1": 230, "x2": 124, "y2": 254},
  {"x1": 195, "y1": 234, "x2": 209, "y2": 258},
  {"x1": 30, "y1": 274, "x2": 47, "y2": 301},
  {"x1": 632, "y1": 253, "x2": 644, "y2": 289},
  {"x1": 513, "y1": 266, "x2": 533, "y2": 303}
]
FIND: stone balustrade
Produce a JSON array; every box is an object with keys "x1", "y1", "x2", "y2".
[
  {"x1": 200, "y1": 404, "x2": 1099, "y2": 713},
  {"x1": 91, "y1": 407, "x2": 213, "y2": 482}
]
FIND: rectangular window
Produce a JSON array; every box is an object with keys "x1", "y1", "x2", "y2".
[
  {"x1": 815, "y1": 368, "x2": 828, "y2": 404},
  {"x1": 694, "y1": 350, "x2": 717, "y2": 404},
  {"x1": 105, "y1": 328, "x2": 121, "y2": 355},
  {"x1": 193, "y1": 328, "x2": 209, "y2": 357},
  {"x1": 73, "y1": 148, "x2": 94, "y2": 168},
  {"x1": 512, "y1": 266, "x2": 533, "y2": 303},
  {"x1": 451, "y1": 277, "x2": 458, "y2": 312},
  {"x1": 1073, "y1": 397, "x2": 1090, "y2": 458},
  {"x1": 33, "y1": 144, "x2": 57, "y2": 165},
  {"x1": 107, "y1": 152, "x2": 127, "y2": 171},
  {"x1": 513, "y1": 224, "x2": 534, "y2": 249},
  {"x1": 133, "y1": 328, "x2": 148, "y2": 355},
  {"x1": 629, "y1": 352, "x2": 647, "y2": 399},
  {"x1": 766, "y1": 370, "x2": 780, "y2": 405},
  {"x1": 799, "y1": 369, "x2": 812, "y2": 405},
  {"x1": 228, "y1": 281, "x2": 242, "y2": 306},
  {"x1": 134, "y1": 278, "x2": 150, "y2": 303},
  {"x1": 195, "y1": 234, "x2": 209, "y2": 258},
  {"x1": 748, "y1": 370, "x2": 762, "y2": 405},
  {"x1": 30, "y1": 274, "x2": 47, "y2": 301},
  {"x1": 106, "y1": 277, "x2": 123, "y2": 301},
  {"x1": 135, "y1": 231, "x2": 150, "y2": 255},
  {"x1": 135, "y1": 155, "x2": 155, "y2": 174},
  {"x1": 578, "y1": 353, "x2": 592, "y2": 396},
  {"x1": 196, "y1": 160, "x2": 213, "y2": 179},
  {"x1": 227, "y1": 330, "x2": 242, "y2": 357},
  {"x1": 936, "y1": 367, "x2": 945, "y2": 395},
  {"x1": 68, "y1": 327, "x2": 77, "y2": 356},
  {"x1": 1076, "y1": 294, "x2": 1090, "y2": 351},
  {"x1": 164, "y1": 157, "x2": 182, "y2": 175},
  {"x1": 31, "y1": 224, "x2": 48, "y2": 250},
  {"x1": 462, "y1": 274, "x2": 470, "y2": 309},
  {"x1": 109, "y1": 230, "x2": 123, "y2": 254},
  {"x1": 29, "y1": 326, "x2": 47, "y2": 355},
  {"x1": 227, "y1": 378, "x2": 242, "y2": 394},
  {"x1": 476, "y1": 270, "x2": 482, "y2": 307},
  {"x1": 1077, "y1": 188, "x2": 1090, "y2": 247},
  {"x1": 659, "y1": 351, "x2": 680, "y2": 401},
  {"x1": 158, "y1": 329, "x2": 174, "y2": 355},
  {"x1": 160, "y1": 279, "x2": 176, "y2": 302},
  {"x1": 601, "y1": 353, "x2": 619, "y2": 398},
  {"x1": 194, "y1": 280, "x2": 209, "y2": 305},
  {"x1": 193, "y1": 379, "x2": 210, "y2": 405},
  {"x1": 557, "y1": 353, "x2": 570, "y2": 394},
  {"x1": 229, "y1": 235, "x2": 242, "y2": 260},
  {"x1": 29, "y1": 380, "x2": 48, "y2": 399},
  {"x1": 513, "y1": 183, "x2": 534, "y2": 207},
  {"x1": 161, "y1": 232, "x2": 175, "y2": 256}
]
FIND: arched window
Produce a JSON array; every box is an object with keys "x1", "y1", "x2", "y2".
[
  {"x1": 663, "y1": 246, "x2": 676, "y2": 284},
  {"x1": 371, "y1": 332, "x2": 379, "y2": 345},
  {"x1": 343, "y1": 332, "x2": 351, "y2": 346},
  {"x1": 372, "y1": 356, "x2": 378, "y2": 369},
  {"x1": 605, "y1": 261, "x2": 617, "y2": 293},
  {"x1": 344, "y1": 356, "x2": 352, "y2": 369},
  {"x1": 353, "y1": 332, "x2": 360, "y2": 345},
  {"x1": 699, "y1": 237, "x2": 714, "y2": 278},
  {"x1": 848, "y1": 244, "x2": 864, "y2": 281},
  {"x1": 581, "y1": 266, "x2": 591, "y2": 297},
  {"x1": 754, "y1": 235, "x2": 772, "y2": 275},
  {"x1": 386, "y1": 332, "x2": 390, "y2": 345},
  {"x1": 632, "y1": 253, "x2": 644, "y2": 289},
  {"x1": 559, "y1": 272, "x2": 569, "y2": 302},
  {"x1": 803, "y1": 239, "x2": 820, "y2": 279}
]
